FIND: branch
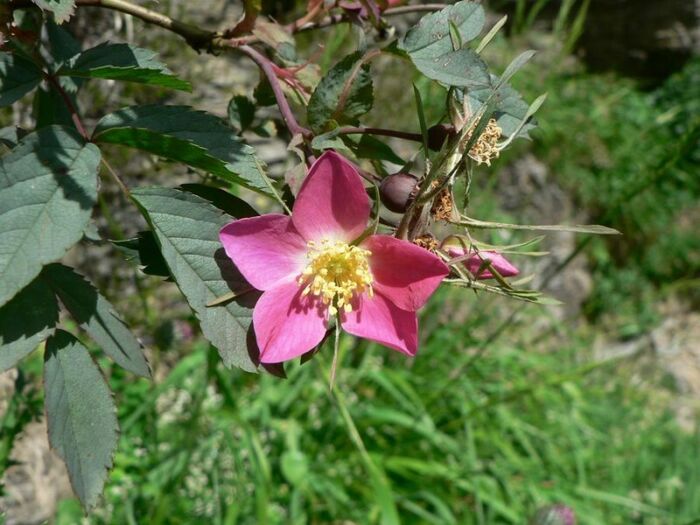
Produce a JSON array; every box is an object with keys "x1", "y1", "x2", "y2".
[
  {"x1": 336, "y1": 126, "x2": 422, "y2": 143},
  {"x1": 238, "y1": 45, "x2": 312, "y2": 138},
  {"x1": 45, "y1": 75, "x2": 90, "y2": 141},
  {"x1": 10, "y1": 0, "x2": 445, "y2": 50}
]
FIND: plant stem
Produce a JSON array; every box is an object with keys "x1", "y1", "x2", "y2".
[
  {"x1": 238, "y1": 45, "x2": 312, "y2": 139},
  {"x1": 45, "y1": 75, "x2": 90, "y2": 141},
  {"x1": 336, "y1": 125, "x2": 423, "y2": 143}
]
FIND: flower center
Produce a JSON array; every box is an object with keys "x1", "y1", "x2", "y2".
[{"x1": 299, "y1": 240, "x2": 373, "y2": 316}]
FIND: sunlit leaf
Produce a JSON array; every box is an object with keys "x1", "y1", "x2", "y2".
[
  {"x1": 131, "y1": 187, "x2": 259, "y2": 371},
  {"x1": 59, "y1": 43, "x2": 191, "y2": 91},
  {"x1": 93, "y1": 105, "x2": 272, "y2": 196},
  {"x1": 0, "y1": 126, "x2": 100, "y2": 307}
]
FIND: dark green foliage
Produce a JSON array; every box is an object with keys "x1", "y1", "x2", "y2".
[
  {"x1": 0, "y1": 276, "x2": 59, "y2": 372},
  {"x1": 93, "y1": 105, "x2": 272, "y2": 196},
  {"x1": 0, "y1": 126, "x2": 100, "y2": 307},
  {"x1": 44, "y1": 330, "x2": 118, "y2": 510},
  {"x1": 0, "y1": 53, "x2": 43, "y2": 107},
  {"x1": 60, "y1": 43, "x2": 192, "y2": 91},
  {"x1": 42, "y1": 264, "x2": 151, "y2": 378},
  {"x1": 112, "y1": 231, "x2": 171, "y2": 278},
  {"x1": 307, "y1": 52, "x2": 374, "y2": 132}
]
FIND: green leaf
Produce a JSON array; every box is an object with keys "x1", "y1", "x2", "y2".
[
  {"x1": 343, "y1": 134, "x2": 405, "y2": 165},
  {"x1": 44, "y1": 330, "x2": 118, "y2": 510},
  {"x1": 461, "y1": 78, "x2": 536, "y2": 139},
  {"x1": 227, "y1": 95, "x2": 256, "y2": 133},
  {"x1": 399, "y1": 2, "x2": 489, "y2": 88},
  {"x1": 307, "y1": 52, "x2": 373, "y2": 133},
  {"x1": 457, "y1": 216, "x2": 621, "y2": 235},
  {"x1": 401, "y1": 1, "x2": 485, "y2": 57},
  {"x1": 0, "y1": 52, "x2": 43, "y2": 107},
  {"x1": 112, "y1": 231, "x2": 171, "y2": 278},
  {"x1": 92, "y1": 105, "x2": 272, "y2": 196},
  {"x1": 0, "y1": 126, "x2": 27, "y2": 153},
  {"x1": 33, "y1": 84, "x2": 76, "y2": 129},
  {"x1": 42, "y1": 264, "x2": 151, "y2": 378},
  {"x1": 32, "y1": 0, "x2": 76, "y2": 23},
  {"x1": 179, "y1": 183, "x2": 258, "y2": 218},
  {"x1": 59, "y1": 43, "x2": 191, "y2": 91},
  {"x1": 131, "y1": 187, "x2": 259, "y2": 372},
  {"x1": 0, "y1": 276, "x2": 59, "y2": 372},
  {"x1": 0, "y1": 126, "x2": 100, "y2": 307}
]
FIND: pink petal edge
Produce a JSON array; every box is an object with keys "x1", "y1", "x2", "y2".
[
  {"x1": 363, "y1": 235, "x2": 449, "y2": 311},
  {"x1": 342, "y1": 292, "x2": 418, "y2": 356},
  {"x1": 219, "y1": 214, "x2": 307, "y2": 291},
  {"x1": 447, "y1": 248, "x2": 519, "y2": 279},
  {"x1": 254, "y1": 279, "x2": 328, "y2": 363},
  {"x1": 292, "y1": 151, "x2": 371, "y2": 243}
]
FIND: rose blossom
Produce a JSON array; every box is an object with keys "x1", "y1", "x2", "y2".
[{"x1": 220, "y1": 151, "x2": 448, "y2": 363}]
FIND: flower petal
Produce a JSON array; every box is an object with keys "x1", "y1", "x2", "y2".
[
  {"x1": 363, "y1": 235, "x2": 449, "y2": 311},
  {"x1": 342, "y1": 292, "x2": 418, "y2": 356},
  {"x1": 292, "y1": 150, "x2": 370, "y2": 242},
  {"x1": 447, "y1": 248, "x2": 519, "y2": 279},
  {"x1": 220, "y1": 214, "x2": 307, "y2": 291},
  {"x1": 254, "y1": 280, "x2": 328, "y2": 363}
]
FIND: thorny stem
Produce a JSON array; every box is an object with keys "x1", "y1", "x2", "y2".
[{"x1": 238, "y1": 45, "x2": 312, "y2": 139}]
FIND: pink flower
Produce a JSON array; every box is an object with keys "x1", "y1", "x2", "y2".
[
  {"x1": 220, "y1": 151, "x2": 449, "y2": 363},
  {"x1": 445, "y1": 245, "x2": 519, "y2": 280}
]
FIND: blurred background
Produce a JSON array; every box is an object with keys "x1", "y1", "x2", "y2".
[{"x1": 1, "y1": 0, "x2": 699, "y2": 523}]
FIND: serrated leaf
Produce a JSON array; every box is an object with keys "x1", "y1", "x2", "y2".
[
  {"x1": 179, "y1": 183, "x2": 258, "y2": 218},
  {"x1": 42, "y1": 264, "x2": 151, "y2": 378},
  {"x1": 44, "y1": 330, "x2": 118, "y2": 510},
  {"x1": 399, "y1": 2, "x2": 489, "y2": 88},
  {"x1": 59, "y1": 43, "x2": 191, "y2": 91},
  {"x1": 112, "y1": 231, "x2": 170, "y2": 278},
  {"x1": 461, "y1": 78, "x2": 536, "y2": 139},
  {"x1": 401, "y1": 1, "x2": 485, "y2": 57},
  {"x1": 0, "y1": 52, "x2": 43, "y2": 107},
  {"x1": 0, "y1": 276, "x2": 59, "y2": 372},
  {"x1": 32, "y1": 0, "x2": 76, "y2": 23},
  {"x1": 131, "y1": 188, "x2": 260, "y2": 371},
  {"x1": 0, "y1": 126, "x2": 100, "y2": 307},
  {"x1": 411, "y1": 47, "x2": 490, "y2": 88},
  {"x1": 45, "y1": 20, "x2": 82, "y2": 92},
  {"x1": 307, "y1": 52, "x2": 373, "y2": 133},
  {"x1": 92, "y1": 105, "x2": 272, "y2": 196}
]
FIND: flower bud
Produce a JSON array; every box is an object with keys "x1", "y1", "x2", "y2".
[
  {"x1": 529, "y1": 505, "x2": 576, "y2": 525},
  {"x1": 379, "y1": 173, "x2": 419, "y2": 213},
  {"x1": 443, "y1": 240, "x2": 519, "y2": 279},
  {"x1": 427, "y1": 123, "x2": 456, "y2": 151}
]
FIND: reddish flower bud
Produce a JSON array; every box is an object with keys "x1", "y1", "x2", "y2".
[
  {"x1": 379, "y1": 173, "x2": 419, "y2": 213},
  {"x1": 529, "y1": 505, "x2": 576, "y2": 525},
  {"x1": 443, "y1": 241, "x2": 520, "y2": 279},
  {"x1": 427, "y1": 123, "x2": 455, "y2": 151}
]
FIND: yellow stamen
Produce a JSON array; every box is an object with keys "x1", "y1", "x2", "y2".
[{"x1": 297, "y1": 239, "x2": 373, "y2": 316}]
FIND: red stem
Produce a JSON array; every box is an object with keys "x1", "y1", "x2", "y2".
[
  {"x1": 45, "y1": 75, "x2": 90, "y2": 141},
  {"x1": 238, "y1": 45, "x2": 312, "y2": 138},
  {"x1": 337, "y1": 126, "x2": 423, "y2": 143}
]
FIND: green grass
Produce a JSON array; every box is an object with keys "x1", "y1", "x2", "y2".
[{"x1": 42, "y1": 283, "x2": 699, "y2": 524}]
